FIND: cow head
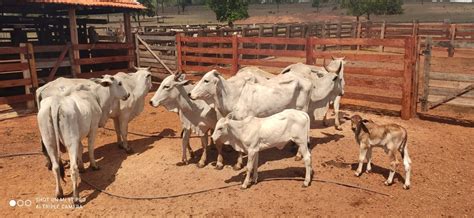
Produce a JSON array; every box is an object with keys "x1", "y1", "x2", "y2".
[
  {"x1": 324, "y1": 57, "x2": 346, "y2": 95},
  {"x1": 133, "y1": 67, "x2": 153, "y2": 95},
  {"x1": 149, "y1": 73, "x2": 188, "y2": 109},
  {"x1": 211, "y1": 116, "x2": 231, "y2": 144},
  {"x1": 344, "y1": 114, "x2": 369, "y2": 134},
  {"x1": 189, "y1": 69, "x2": 220, "y2": 102},
  {"x1": 96, "y1": 75, "x2": 130, "y2": 101}
]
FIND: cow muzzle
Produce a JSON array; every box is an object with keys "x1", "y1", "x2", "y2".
[
  {"x1": 188, "y1": 93, "x2": 196, "y2": 100},
  {"x1": 122, "y1": 93, "x2": 130, "y2": 101}
]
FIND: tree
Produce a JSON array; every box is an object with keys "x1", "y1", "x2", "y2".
[
  {"x1": 206, "y1": 0, "x2": 249, "y2": 22},
  {"x1": 276, "y1": 0, "x2": 281, "y2": 12},
  {"x1": 312, "y1": 0, "x2": 320, "y2": 10},
  {"x1": 137, "y1": 0, "x2": 156, "y2": 17},
  {"x1": 341, "y1": 0, "x2": 403, "y2": 21}
]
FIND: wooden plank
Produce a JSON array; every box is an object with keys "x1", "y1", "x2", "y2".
[
  {"x1": 182, "y1": 56, "x2": 233, "y2": 65},
  {"x1": 239, "y1": 48, "x2": 306, "y2": 58},
  {"x1": 0, "y1": 62, "x2": 29, "y2": 73},
  {"x1": 345, "y1": 75, "x2": 402, "y2": 91},
  {"x1": 401, "y1": 37, "x2": 415, "y2": 120},
  {"x1": 430, "y1": 86, "x2": 474, "y2": 98},
  {"x1": 240, "y1": 59, "x2": 294, "y2": 68},
  {"x1": 47, "y1": 45, "x2": 70, "y2": 82},
  {"x1": 182, "y1": 46, "x2": 233, "y2": 55},
  {"x1": 239, "y1": 37, "x2": 306, "y2": 45},
  {"x1": 75, "y1": 55, "x2": 132, "y2": 65},
  {"x1": 26, "y1": 43, "x2": 38, "y2": 89},
  {"x1": 345, "y1": 67, "x2": 404, "y2": 78},
  {"x1": 176, "y1": 34, "x2": 183, "y2": 73},
  {"x1": 34, "y1": 45, "x2": 69, "y2": 53},
  {"x1": 76, "y1": 68, "x2": 129, "y2": 79},
  {"x1": 313, "y1": 52, "x2": 404, "y2": 63},
  {"x1": 429, "y1": 85, "x2": 473, "y2": 109},
  {"x1": 344, "y1": 92, "x2": 401, "y2": 105},
  {"x1": 69, "y1": 8, "x2": 81, "y2": 75},
  {"x1": 421, "y1": 37, "x2": 432, "y2": 112},
  {"x1": 182, "y1": 65, "x2": 232, "y2": 74},
  {"x1": 430, "y1": 72, "x2": 474, "y2": 83},
  {"x1": 136, "y1": 34, "x2": 174, "y2": 74},
  {"x1": 139, "y1": 35, "x2": 177, "y2": 41},
  {"x1": 0, "y1": 78, "x2": 32, "y2": 88},
  {"x1": 74, "y1": 43, "x2": 133, "y2": 50},
  {"x1": 0, "y1": 47, "x2": 27, "y2": 55},
  {"x1": 311, "y1": 38, "x2": 406, "y2": 48},
  {"x1": 181, "y1": 36, "x2": 232, "y2": 43},
  {"x1": 139, "y1": 44, "x2": 175, "y2": 52},
  {"x1": 0, "y1": 94, "x2": 34, "y2": 105}
]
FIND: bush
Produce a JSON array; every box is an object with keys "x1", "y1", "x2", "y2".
[
  {"x1": 206, "y1": 0, "x2": 249, "y2": 22},
  {"x1": 312, "y1": 0, "x2": 320, "y2": 8}
]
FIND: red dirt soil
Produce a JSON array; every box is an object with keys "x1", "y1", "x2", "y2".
[{"x1": 1, "y1": 94, "x2": 473, "y2": 216}]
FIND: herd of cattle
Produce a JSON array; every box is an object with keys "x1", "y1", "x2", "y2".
[{"x1": 35, "y1": 58, "x2": 412, "y2": 206}]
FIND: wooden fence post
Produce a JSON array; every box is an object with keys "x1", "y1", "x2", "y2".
[
  {"x1": 401, "y1": 37, "x2": 415, "y2": 120},
  {"x1": 232, "y1": 34, "x2": 239, "y2": 75},
  {"x1": 306, "y1": 36, "x2": 314, "y2": 65},
  {"x1": 379, "y1": 21, "x2": 386, "y2": 52},
  {"x1": 134, "y1": 34, "x2": 141, "y2": 67},
  {"x1": 176, "y1": 33, "x2": 182, "y2": 73},
  {"x1": 421, "y1": 37, "x2": 432, "y2": 112},
  {"x1": 19, "y1": 43, "x2": 34, "y2": 109},
  {"x1": 336, "y1": 22, "x2": 342, "y2": 50},
  {"x1": 356, "y1": 21, "x2": 362, "y2": 50},
  {"x1": 351, "y1": 21, "x2": 357, "y2": 50}
]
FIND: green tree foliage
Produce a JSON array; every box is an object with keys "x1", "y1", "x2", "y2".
[
  {"x1": 137, "y1": 0, "x2": 156, "y2": 17},
  {"x1": 312, "y1": 0, "x2": 320, "y2": 8},
  {"x1": 206, "y1": 0, "x2": 249, "y2": 22},
  {"x1": 341, "y1": 0, "x2": 404, "y2": 20}
]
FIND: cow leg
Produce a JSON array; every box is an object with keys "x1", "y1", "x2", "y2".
[
  {"x1": 67, "y1": 142, "x2": 80, "y2": 206},
  {"x1": 77, "y1": 142, "x2": 85, "y2": 173},
  {"x1": 233, "y1": 152, "x2": 244, "y2": 171},
  {"x1": 241, "y1": 149, "x2": 256, "y2": 189},
  {"x1": 402, "y1": 146, "x2": 412, "y2": 190},
  {"x1": 113, "y1": 117, "x2": 123, "y2": 147},
  {"x1": 197, "y1": 133, "x2": 208, "y2": 168},
  {"x1": 252, "y1": 152, "x2": 259, "y2": 184},
  {"x1": 45, "y1": 144, "x2": 63, "y2": 198},
  {"x1": 385, "y1": 150, "x2": 397, "y2": 186},
  {"x1": 322, "y1": 107, "x2": 330, "y2": 127},
  {"x1": 187, "y1": 142, "x2": 194, "y2": 160},
  {"x1": 215, "y1": 142, "x2": 224, "y2": 170},
  {"x1": 294, "y1": 146, "x2": 303, "y2": 161},
  {"x1": 333, "y1": 95, "x2": 342, "y2": 130},
  {"x1": 297, "y1": 141, "x2": 312, "y2": 187},
  {"x1": 365, "y1": 147, "x2": 373, "y2": 173},
  {"x1": 355, "y1": 145, "x2": 368, "y2": 177},
  {"x1": 119, "y1": 116, "x2": 134, "y2": 154},
  {"x1": 87, "y1": 131, "x2": 100, "y2": 170},
  {"x1": 181, "y1": 129, "x2": 190, "y2": 165}
]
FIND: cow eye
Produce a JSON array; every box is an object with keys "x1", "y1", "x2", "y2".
[
  {"x1": 217, "y1": 127, "x2": 222, "y2": 131},
  {"x1": 204, "y1": 80, "x2": 209, "y2": 83},
  {"x1": 164, "y1": 85, "x2": 170, "y2": 89},
  {"x1": 146, "y1": 74, "x2": 151, "y2": 78}
]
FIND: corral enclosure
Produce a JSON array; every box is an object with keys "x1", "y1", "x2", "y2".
[{"x1": 1, "y1": 1, "x2": 474, "y2": 216}]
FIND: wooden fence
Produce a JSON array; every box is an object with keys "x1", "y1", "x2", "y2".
[
  {"x1": 0, "y1": 43, "x2": 38, "y2": 108},
  {"x1": 176, "y1": 35, "x2": 417, "y2": 120},
  {"x1": 420, "y1": 37, "x2": 474, "y2": 111}
]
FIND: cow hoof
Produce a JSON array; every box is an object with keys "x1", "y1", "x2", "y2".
[
  {"x1": 215, "y1": 164, "x2": 224, "y2": 170},
  {"x1": 91, "y1": 165, "x2": 100, "y2": 171},
  {"x1": 354, "y1": 171, "x2": 362, "y2": 177},
  {"x1": 384, "y1": 181, "x2": 392, "y2": 186},
  {"x1": 125, "y1": 148, "x2": 134, "y2": 154},
  {"x1": 73, "y1": 201, "x2": 81, "y2": 208},
  {"x1": 240, "y1": 185, "x2": 248, "y2": 190},
  {"x1": 197, "y1": 162, "x2": 205, "y2": 168},
  {"x1": 302, "y1": 183, "x2": 310, "y2": 188},
  {"x1": 233, "y1": 165, "x2": 243, "y2": 171},
  {"x1": 403, "y1": 184, "x2": 410, "y2": 190},
  {"x1": 365, "y1": 169, "x2": 371, "y2": 174},
  {"x1": 335, "y1": 126, "x2": 342, "y2": 131},
  {"x1": 294, "y1": 155, "x2": 303, "y2": 161},
  {"x1": 56, "y1": 192, "x2": 64, "y2": 199}
]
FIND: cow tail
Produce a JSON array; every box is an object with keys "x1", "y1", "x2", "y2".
[
  {"x1": 50, "y1": 101, "x2": 65, "y2": 182},
  {"x1": 400, "y1": 130, "x2": 411, "y2": 165}
]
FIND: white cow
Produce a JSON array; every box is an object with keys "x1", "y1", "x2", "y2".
[
  {"x1": 37, "y1": 75, "x2": 129, "y2": 205},
  {"x1": 150, "y1": 74, "x2": 217, "y2": 168},
  {"x1": 211, "y1": 109, "x2": 312, "y2": 189},
  {"x1": 36, "y1": 68, "x2": 152, "y2": 154},
  {"x1": 281, "y1": 57, "x2": 346, "y2": 129},
  {"x1": 109, "y1": 68, "x2": 152, "y2": 153}
]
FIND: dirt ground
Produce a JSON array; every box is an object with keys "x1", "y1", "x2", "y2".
[{"x1": 1, "y1": 93, "x2": 473, "y2": 216}]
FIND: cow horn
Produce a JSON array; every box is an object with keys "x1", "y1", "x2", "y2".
[
  {"x1": 335, "y1": 62, "x2": 343, "y2": 75},
  {"x1": 323, "y1": 63, "x2": 331, "y2": 73},
  {"x1": 174, "y1": 72, "x2": 182, "y2": 81}
]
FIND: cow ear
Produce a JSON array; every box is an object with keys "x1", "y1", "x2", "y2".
[
  {"x1": 212, "y1": 70, "x2": 220, "y2": 77},
  {"x1": 177, "y1": 80, "x2": 189, "y2": 86},
  {"x1": 133, "y1": 66, "x2": 139, "y2": 71},
  {"x1": 359, "y1": 121, "x2": 370, "y2": 133},
  {"x1": 100, "y1": 80, "x2": 111, "y2": 87},
  {"x1": 178, "y1": 73, "x2": 186, "y2": 81}
]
